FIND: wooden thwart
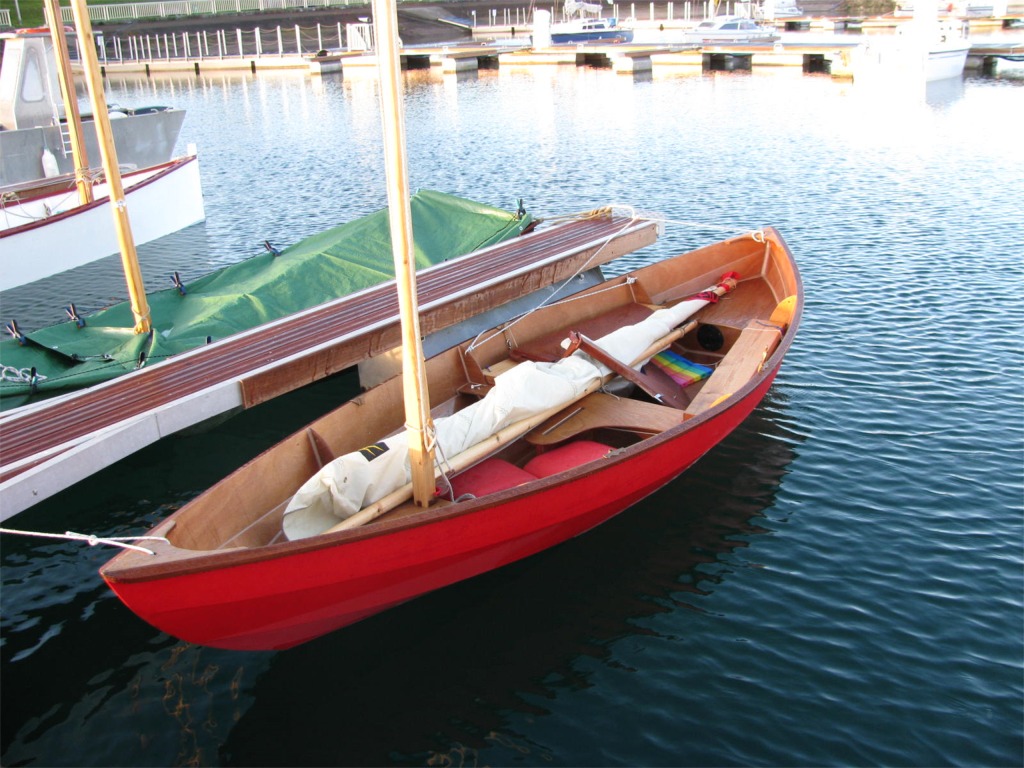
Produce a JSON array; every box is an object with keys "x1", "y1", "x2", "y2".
[
  {"x1": 683, "y1": 321, "x2": 784, "y2": 419},
  {"x1": 526, "y1": 392, "x2": 685, "y2": 445}
]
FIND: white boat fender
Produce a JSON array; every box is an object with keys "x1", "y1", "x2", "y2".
[{"x1": 41, "y1": 148, "x2": 59, "y2": 178}]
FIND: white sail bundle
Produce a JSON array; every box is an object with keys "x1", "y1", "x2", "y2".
[
  {"x1": 282, "y1": 295, "x2": 713, "y2": 540},
  {"x1": 564, "y1": 0, "x2": 605, "y2": 18}
]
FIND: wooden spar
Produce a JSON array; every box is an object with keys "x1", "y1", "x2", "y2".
[
  {"x1": 41, "y1": 0, "x2": 92, "y2": 205},
  {"x1": 371, "y1": 0, "x2": 436, "y2": 507},
  {"x1": 67, "y1": 0, "x2": 151, "y2": 334}
]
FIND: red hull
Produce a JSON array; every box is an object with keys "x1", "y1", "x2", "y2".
[{"x1": 105, "y1": 367, "x2": 777, "y2": 651}]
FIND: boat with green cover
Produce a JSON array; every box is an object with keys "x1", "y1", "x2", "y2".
[{"x1": 0, "y1": 190, "x2": 534, "y2": 410}]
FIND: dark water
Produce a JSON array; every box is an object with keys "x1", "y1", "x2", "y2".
[{"x1": 2, "y1": 61, "x2": 1022, "y2": 767}]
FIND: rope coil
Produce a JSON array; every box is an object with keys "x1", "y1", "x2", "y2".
[{"x1": 0, "y1": 365, "x2": 46, "y2": 384}]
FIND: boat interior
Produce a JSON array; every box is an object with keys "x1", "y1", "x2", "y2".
[{"x1": 158, "y1": 234, "x2": 797, "y2": 554}]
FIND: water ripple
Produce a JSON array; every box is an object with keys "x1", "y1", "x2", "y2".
[{"x1": 3, "y1": 67, "x2": 1023, "y2": 768}]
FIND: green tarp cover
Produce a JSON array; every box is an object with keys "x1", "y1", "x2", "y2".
[{"x1": 0, "y1": 190, "x2": 534, "y2": 410}]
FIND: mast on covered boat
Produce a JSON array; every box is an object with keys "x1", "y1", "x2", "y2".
[
  {"x1": 67, "y1": 0, "x2": 152, "y2": 334},
  {"x1": 371, "y1": 0, "x2": 436, "y2": 507},
  {"x1": 41, "y1": 0, "x2": 92, "y2": 205}
]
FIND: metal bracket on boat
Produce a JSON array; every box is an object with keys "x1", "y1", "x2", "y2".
[
  {"x1": 172, "y1": 271, "x2": 187, "y2": 296},
  {"x1": 136, "y1": 331, "x2": 154, "y2": 370},
  {"x1": 264, "y1": 240, "x2": 282, "y2": 257},
  {"x1": 64, "y1": 303, "x2": 86, "y2": 328},
  {"x1": 5, "y1": 319, "x2": 27, "y2": 345}
]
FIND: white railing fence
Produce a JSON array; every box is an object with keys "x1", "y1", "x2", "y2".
[
  {"x1": 82, "y1": 21, "x2": 355, "y2": 60},
  {"x1": 59, "y1": 0, "x2": 359, "y2": 25},
  {"x1": 50, "y1": 0, "x2": 722, "y2": 28}
]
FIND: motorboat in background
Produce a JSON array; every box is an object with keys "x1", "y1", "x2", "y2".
[
  {"x1": 0, "y1": 26, "x2": 204, "y2": 288},
  {"x1": 924, "y1": 29, "x2": 972, "y2": 80},
  {"x1": 532, "y1": 0, "x2": 634, "y2": 46},
  {"x1": 768, "y1": 3, "x2": 804, "y2": 18},
  {"x1": 0, "y1": 29, "x2": 185, "y2": 188},
  {"x1": 550, "y1": 16, "x2": 634, "y2": 44},
  {"x1": 741, "y1": 0, "x2": 804, "y2": 20},
  {"x1": 845, "y1": 14, "x2": 969, "y2": 83},
  {"x1": 683, "y1": 16, "x2": 780, "y2": 44}
]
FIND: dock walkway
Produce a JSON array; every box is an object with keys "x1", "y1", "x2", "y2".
[{"x1": 0, "y1": 214, "x2": 658, "y2": 520}]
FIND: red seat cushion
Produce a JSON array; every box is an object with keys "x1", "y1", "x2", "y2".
[
  {"x1": 523, "y1": 440, "x2": 612, "y2": 479},
  {"x1": 452, "y1": 458, "x2": 537, "y2": 498}
]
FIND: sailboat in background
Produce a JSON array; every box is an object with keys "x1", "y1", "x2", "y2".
[{"x1": 98, "y1": 0, "x2": 802, "y2": 650}]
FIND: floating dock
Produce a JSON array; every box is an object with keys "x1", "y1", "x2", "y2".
[
  {"x1": 82, "y1": 9, "x2": 1023, "y2": 78},
  {"x1": 92, "y1": 40, "x2": 860, "y2": 76},
  {"x1": 89, "y1": 37, "x2": 1024, "y2": 77},
  {"x1": 0, "y1": 214, "x2": 658, "y2": 519}
]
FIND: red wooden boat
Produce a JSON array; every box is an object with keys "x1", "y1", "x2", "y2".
[{"x1": 100, "y1": 224, "x2": 802, "y2": 650}]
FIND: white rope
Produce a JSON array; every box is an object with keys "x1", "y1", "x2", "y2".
[
  {"x1": 467, "y1": 276, "x2": 638, "y2": 354},
  {"x1": 0, "y1": 365, "x2": 47, "y2": 384},
  {"x1": 541, "y1": 203, "x2": 761, "y2": 237},
  {"x1": 0, "y1": 527, "x2": 169, "y2": 555},
  {"x1": 466, "y1": 209, "x2": 649, "y2": 353},
  {"x1": 461, "y1": 205, "x2": 767, "y2": 356},
  {"x1": 622, "y1": 209, "x2": 765, "y2": 237}
]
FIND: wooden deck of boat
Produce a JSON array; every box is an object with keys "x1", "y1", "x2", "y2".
[{"x1": 0, "y1": 214, "x2": 658, "y2": 519}]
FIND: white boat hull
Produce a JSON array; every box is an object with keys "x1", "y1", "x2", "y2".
[
  {"x1": 849, "y1": 38, "x2": 969, "y2": 84},
  {"x1": 926, "y1": 42, "x2": 971, "y2": 81},
  {"x1": 0, "y1": 154, "x2": 205, "y2": 290}
]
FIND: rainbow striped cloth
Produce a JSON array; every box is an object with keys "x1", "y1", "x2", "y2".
[{"x1": 649, "y1": 351, "x2": 713, "y2": 388}]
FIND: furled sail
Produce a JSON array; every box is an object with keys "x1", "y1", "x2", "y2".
[{"x1": 282, "y1": 293, "x2": 718, "y2": 540}]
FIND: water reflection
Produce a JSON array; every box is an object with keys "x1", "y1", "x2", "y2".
[
  {"x1": 217, "y1": 399, "x2": 802, "y2": 766},
  {"x1": 0, "y1": 373, "x2": 362, "y2": 766},
  {"x1": 925, "y1": 75, "x2": 966, "y2": 106},
  {"x1": 0, "y1": 378, "x2": 799, "y2": 766}
]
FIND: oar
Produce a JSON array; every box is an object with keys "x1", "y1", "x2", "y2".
[{"x1": 325, "y1": 318, "x2": 701, "y2": 534}]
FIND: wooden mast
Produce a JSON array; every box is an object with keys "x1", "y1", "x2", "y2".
[
  {"x1": 371, "y1": 0, "x2": 436, "y2": 507},
  {"x1": 67, "y1": 0, "x2": 151, "y2": 334},
  {"x1": 41, "y1": 0, "x2": 93, "y2": 205}
]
